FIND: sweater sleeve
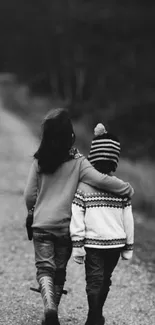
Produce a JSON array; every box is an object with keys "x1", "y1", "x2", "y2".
[
  {"x1": 79, "y1": 157, "x2": 134, "y2": 198},
  {"x1": 24, "y1": 160, "x2": 39, "y2": 211},
  {"x1": 122, "y1": 199, "x2": 134, "y2": 257},
  {"x1": 70, "y1": 190, "x2": 86, "y2": 247}
]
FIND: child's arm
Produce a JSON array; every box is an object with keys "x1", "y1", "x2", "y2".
[
  {"x1": 70, "y1": 189, "x2": 86, "y2": 264},
  {"x1": 24, "y1": 160, "x2": 38, "y2": 211},
  {"x1": 121, "y1": 199, "x2": 134, "y2": 260},
  {"x1": 79, "y1": 157, "x2": 134, "y2": 198},
  {"x1": 26, "y1": 208, "x2": 34, "y2": 240}
]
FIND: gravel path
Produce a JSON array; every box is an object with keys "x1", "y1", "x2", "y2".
[{"x1": 0, "y1": 104, "x2": 155, "y2": 325}]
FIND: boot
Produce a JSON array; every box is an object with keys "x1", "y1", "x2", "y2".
[
  {"x1": 39, "y1": 276, "x2": 59, "y2": 325},
  {"x1": 42, "y1": 310, "x2": 58, "y2": 325}
]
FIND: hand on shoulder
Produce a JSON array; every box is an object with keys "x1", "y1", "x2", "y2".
[{"x1": 69, "y1": 147, "x2": 83, "y2": 159}]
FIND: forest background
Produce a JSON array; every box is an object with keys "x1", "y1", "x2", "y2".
[{"x1": 0, "y1": 0, "x2": 154, "y2": 215}]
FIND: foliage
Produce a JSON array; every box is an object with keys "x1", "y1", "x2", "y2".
[
  {"x1": 0, "y1": 1, "x2": 154, "y2": 100},
  {"x1": 0, "y1": 1, "x2": 154, "y2": 158}
]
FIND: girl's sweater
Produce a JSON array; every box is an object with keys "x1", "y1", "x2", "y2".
[
  {"x1": 70, "y1": 182, "x2": 134, "y2": 250},
  {"x1": 24, "y1": 153, "x2": 133, "y2": 237}
]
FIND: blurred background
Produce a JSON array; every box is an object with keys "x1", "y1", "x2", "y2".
[
  {"x1": 0, "y1": 0, "x2": 155, "y2": 215},
  {"x1": 0, "y1": 2, "x2": 155, "y2": 324}
]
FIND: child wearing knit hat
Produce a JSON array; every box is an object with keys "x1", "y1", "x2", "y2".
[
  {"x1": 70, "y1": 123, "x2": 134, "y2": 325},
  {"x1": 24, "y1": 108, "x2": 134, "y2": 325}
]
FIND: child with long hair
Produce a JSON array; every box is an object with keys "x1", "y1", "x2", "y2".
[
  {"x1": 70, "y1": 123, "x2": 134, "y2": 325},
  {"x1": 24, "y1": 109, "x2": 134, "y2": 325}
]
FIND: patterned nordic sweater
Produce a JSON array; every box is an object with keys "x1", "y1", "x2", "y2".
[
  {"x1": 70, "y1": 182, "x2": 134, "y2": 251},
  {"x1": 24, "y1": 151, "x2": 133, "y2": 237}
]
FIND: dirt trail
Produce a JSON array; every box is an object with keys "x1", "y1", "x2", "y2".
[{"x1": 0, "y1": 103, "x2": 155, "y2": 325}]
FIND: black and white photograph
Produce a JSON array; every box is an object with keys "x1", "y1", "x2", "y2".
[{"x1": 0, "y1": 1, "x2": 154, "y2": 325}]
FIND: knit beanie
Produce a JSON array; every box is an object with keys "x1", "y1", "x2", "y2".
[{"x1": 88, "y1": 123, "x2": 121, "y2": 168}]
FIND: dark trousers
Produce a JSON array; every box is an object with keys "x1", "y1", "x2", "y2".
[
  {"x1": 85, "y1": 247, "x2": 121, "y2": 324},
  {"x1": 33, "y1": 229, "x2": 72, "y2": 285}
]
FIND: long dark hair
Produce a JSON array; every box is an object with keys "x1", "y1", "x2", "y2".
[{"x1": 34, "y1": 108, "x2": 75, "y2": 174}]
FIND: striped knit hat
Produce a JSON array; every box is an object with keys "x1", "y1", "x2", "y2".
[{"x1": 88, "y1": 123, "x2": 121, "y2": 167}]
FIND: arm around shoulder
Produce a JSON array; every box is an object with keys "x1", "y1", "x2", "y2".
[{"x1": 79, "y1": 157, "x2": 134, "y2": 198}]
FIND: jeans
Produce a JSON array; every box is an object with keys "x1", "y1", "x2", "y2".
[
  {"x1": 33, "y1": 229, "x2": 72, "y2": 285},
  {"x1": 85, "y1": 247, "x2": 121, "y2": 318}
]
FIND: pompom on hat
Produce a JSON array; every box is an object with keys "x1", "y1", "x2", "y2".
[
  {"x1": 88, "y1": 123, "x2": 121, "y2": 167},
  {"x1": 94, "y1": 123, "x2": 107, "y2": 136}
]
